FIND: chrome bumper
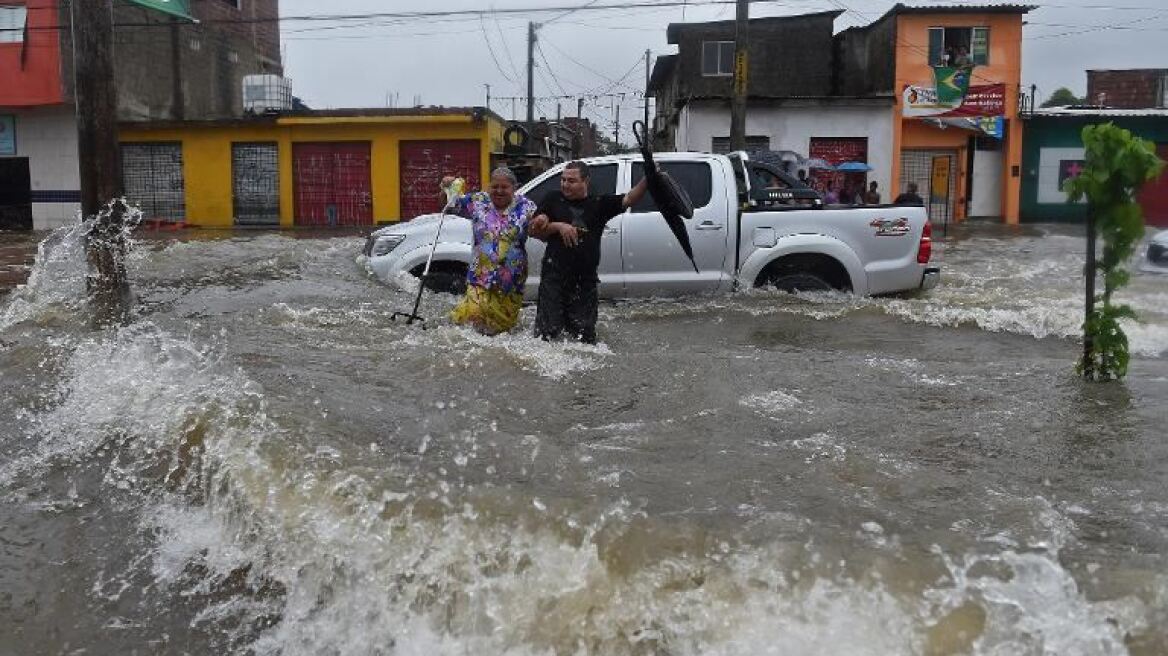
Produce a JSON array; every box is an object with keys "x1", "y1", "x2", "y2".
[{"x1": 921, "y1": 268, "x2": 941, "y2": 290}]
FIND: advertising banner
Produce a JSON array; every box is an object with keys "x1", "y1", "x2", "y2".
[{"x1": 904, "y1": 83, "x2": 1005, "y2": 119}]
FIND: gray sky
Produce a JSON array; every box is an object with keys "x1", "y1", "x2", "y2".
[{"x1": 279, "y1": 0, "x2": 1168, "y2": 145}]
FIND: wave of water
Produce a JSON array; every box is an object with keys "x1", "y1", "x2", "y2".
[{"x1": 2, "y1": 225, "x2": 1163, "y2": 654}]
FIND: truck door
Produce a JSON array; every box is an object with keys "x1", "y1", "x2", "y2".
[
  {"x1": 622, "y1": 159, "x2": 729, "y2": 296},
  {"x1": 523, "y1": 162, "x2": 622, "y2": 297}
]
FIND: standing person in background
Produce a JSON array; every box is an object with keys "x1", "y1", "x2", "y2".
[
  {"x1": 894, "y1": 182, "x2": 925, "y2": 206},
  {"x1": 529, "y1": 161, "x2": 648, "y2": 344},
  {"x1": 865, "y1": 181, "x2": 881, "y2": 205},
  {"x1": 441, "y1": 167, "x2": 537, "y2": 336},
  {"x1": 823, "y1": 183, "x2": 840, "y2": 205}
]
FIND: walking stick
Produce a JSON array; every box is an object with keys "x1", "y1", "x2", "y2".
[{"x1": 391, "y1": 178, "x2": 465, "y2": 328}]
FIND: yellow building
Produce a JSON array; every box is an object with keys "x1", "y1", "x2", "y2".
[{"x1": 118, "y1": 108, "x2": 505, "y2": 228}]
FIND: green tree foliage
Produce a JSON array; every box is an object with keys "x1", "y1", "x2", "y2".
[
  {"x1": 1065, "y1": 123, "x2": 1165, "y2": 380},
  {"x1": 1041, "y1": 87, "x2": 1084, "y2": 108}
]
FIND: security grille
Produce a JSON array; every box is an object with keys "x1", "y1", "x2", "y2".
[
  {"x1": 121, "y1": 142, "x2": 186, "y2": 222},
  {"x1": 232, "y1": 142, "x2": 280, "y2": 226},
  {"x1": 900, "y1": 149, "x2": 957, "y2": 226}
]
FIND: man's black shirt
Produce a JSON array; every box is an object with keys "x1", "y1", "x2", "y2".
[{"x1": 537, "y1": 192, "x2": 625, "y2": 276}]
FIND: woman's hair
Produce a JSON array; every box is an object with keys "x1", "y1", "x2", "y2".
[{"x1": 490, "y1": 166, "x2": 519, "y2": 186}]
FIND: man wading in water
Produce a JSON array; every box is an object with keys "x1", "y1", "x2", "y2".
[{"x1": 529, "y1": 161, "x2": 649, "y2": 344}]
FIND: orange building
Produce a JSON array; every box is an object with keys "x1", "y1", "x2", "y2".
[
  {"x1": 892, "y1": 5, "x2": 1031, "y2": 224},
  {"x1": 838, "y1": 4, "x2": 1033, "y2": 224}
]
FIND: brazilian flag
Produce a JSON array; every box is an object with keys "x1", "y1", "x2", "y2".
[
  {"x1": 933, "y1": 66, "x2": 972, "y2": 106},
  {"x1": 129, "y1": 0, "x2": 195, "y2": 21}
]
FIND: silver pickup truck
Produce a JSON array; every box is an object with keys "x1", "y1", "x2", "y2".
[{"x1": 361, "y1": 152, "x2": 939, "y2": 298}]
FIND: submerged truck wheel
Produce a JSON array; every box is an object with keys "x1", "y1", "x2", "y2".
[
  {"x1": 757, "y1": 254, "x2": 852, "y2": 293},
  {"x1": 411, "y1": 263, "x2": 468, "y2": 295}
]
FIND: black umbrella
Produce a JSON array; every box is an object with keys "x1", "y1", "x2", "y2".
[{"x1": 633, "y1": 121, "x2": 699, "y2": 274}]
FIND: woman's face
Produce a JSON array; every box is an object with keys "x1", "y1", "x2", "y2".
[{"x1": 489, "y1": 175, "x2": 516, "y2": 209}]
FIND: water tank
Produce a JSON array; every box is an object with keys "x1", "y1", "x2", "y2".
[{"x1": 242, "y1": 75, "x2": 292, "y2": 114}]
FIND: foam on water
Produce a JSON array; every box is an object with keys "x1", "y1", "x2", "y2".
[{"x1": 2, "y1": 304, "x2": 1155, "y2": 655}]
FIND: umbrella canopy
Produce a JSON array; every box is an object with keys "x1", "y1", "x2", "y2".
[
  {"x1": 633, "y1": 121, "x2": 699, "y2": 274},
  {"x1": 835, "y1": 161, "x2": 872, "y2": 172}
]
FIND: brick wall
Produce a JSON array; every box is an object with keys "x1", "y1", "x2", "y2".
[{"x1": 1087, "y1": 69, "x2": 1167, "y2": 109}]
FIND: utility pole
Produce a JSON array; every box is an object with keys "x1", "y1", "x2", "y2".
[
  {"x1": 526, "y1": 22, "x2": 537, "y2": 129},
  {"x1": 577, "y1": 97, "x2": 584, "y2": 120},
  {"x1": 485, "y1": 83, "x2": 491, "y2": 110},
  {"x1": 556, "y1": 102, "x2": 561, "y2": 122},
  {"x1": 729, "y1": 0, "x2": 750, "y2": 151},
  {"x1": 73, "y1": 0, "x2": 130, "y2": 324},
  {"x1": 644, "y1": 49, "x2": 651, "y2": 130},
  {"x1": 614, "y1": 104, "x2": 620, "y2": 148}
]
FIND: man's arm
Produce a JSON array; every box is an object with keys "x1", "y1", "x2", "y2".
[
  {"x1": 530, "y1": 213, "x2": 580, "y2": 247},
  {"x1": 622, "y1": 176, "x2": 649, "y2": 209}
]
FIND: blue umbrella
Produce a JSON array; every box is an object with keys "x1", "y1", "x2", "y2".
[{"x1": 835, "y1": 161, "x2": 872, "y2": 172}]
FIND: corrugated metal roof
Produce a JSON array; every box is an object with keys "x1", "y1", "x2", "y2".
[
  {"x1": 889, "y1": 3, "x2": 1037, "y2": 14},
  {"x1": 1028, "y1": 106, "x2": 1168, "y2": 118}
]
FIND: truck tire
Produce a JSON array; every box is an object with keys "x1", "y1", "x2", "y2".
[
  {"x1": 757, "y1": 254, "x2": 851, "y2": 293},
  {"x1": 411, "y1": 263, "x2": 468, "y2": 295},
  {"x1": 765, "y1": 271, "x2": 833, "y2": 293}
]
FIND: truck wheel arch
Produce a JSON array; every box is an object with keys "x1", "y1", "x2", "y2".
[{"x1": 741, "y1": 236, "x2": 867, "y2": 295}]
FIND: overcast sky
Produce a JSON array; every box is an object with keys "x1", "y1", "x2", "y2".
[{"x1": 278, "y1": 0, "x2": 1167, "y2": 145}]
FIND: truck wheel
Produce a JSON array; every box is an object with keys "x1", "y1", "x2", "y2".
[
  {"x1": 412, "y1": 264, "x2": 468, "y2": 295},
  {"x1": 766, "y1": 272, "x2": 833, "y2": 293}
]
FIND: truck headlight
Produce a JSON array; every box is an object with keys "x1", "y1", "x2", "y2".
[{"x1": 369, "y1": 234, "x2": 406, "y2": 257}]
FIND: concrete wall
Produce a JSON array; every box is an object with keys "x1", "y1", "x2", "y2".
[
  {"x1": 668, "y1": 12, "x2": 841, "y2": 100},
  {"x1": 120, "y1": 113, "x2": 506, "y2": 227},
  {"x1": 53, "y1": 0, "x2": 284, "y2": 122},
  {"x1": 4, "y1": 107, "x2": 81, "y2": 230},
  {"x1": 675, "y1": 99, "x2": 894, "y2": 193}
]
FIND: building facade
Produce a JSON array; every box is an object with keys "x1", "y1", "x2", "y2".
[
  {"x1": 118, "y1": 108, "x2": 506, "y2": 227},
  {"x1": 1020, "y1": 110, "x2": 1168, "y2": 227},
  {"x1": 649, "y1": 11, "x2": 897, "y2": 200},
  {"x1": 648, "y1": 4, "x2": 1033, "y2": 224},
  {"x1": 0, "y1": 0, "x2": 282, "y2": 230}
]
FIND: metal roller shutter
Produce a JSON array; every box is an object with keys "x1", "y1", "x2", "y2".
[
  {"x1": 293, "y1": 142, "x2": 373, "y2": 226},
  {"x1": 399, "y1": 140, "x2": 481, "y2": 221}
]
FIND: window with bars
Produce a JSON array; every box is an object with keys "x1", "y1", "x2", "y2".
[
  {"x1": 0, "y1": 4, "x2": 27, "y2": 44},
  {"x1": 701, "y1": 41, "x2": 735, "y2": 77},
  {"x1": 927, "y1": 27, "x2": 989, "y2": 67}
]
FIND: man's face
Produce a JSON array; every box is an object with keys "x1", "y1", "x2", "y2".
[
  {"x1": 560, "y1": 168, "x2": 589, "y2": 201},
  {"x1": 489, "y1": 175, "x2": 516, "y2": 210}
]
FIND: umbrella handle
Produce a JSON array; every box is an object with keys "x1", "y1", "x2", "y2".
[
  {"x1": 632, "y1": 120, "x2": 649, "y2": 150},
  {"x1": 632, "y1": 120, "x2": 657, "y2": 176}
]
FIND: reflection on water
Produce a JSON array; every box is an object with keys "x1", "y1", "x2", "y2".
[{"x1": 0, "y1": 223, "x2": 1165, "y2": 654}]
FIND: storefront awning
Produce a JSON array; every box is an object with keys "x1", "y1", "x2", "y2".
[{"x1": 128, "y1": 0, "x2": 195, "y2": 21}]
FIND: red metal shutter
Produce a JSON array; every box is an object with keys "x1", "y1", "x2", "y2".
[
  {"x1": 1136, "y1": 144, "x2": 1168, "y2": 228},
  {"x1": 808, "y1": 137, "x2": 870, "y2": 198},
  {"x1": 292, "y1": 142, "x2": 373, "y2": 226},
  {"x1": 399, "y1": 140, "x2": 481, "y2": 220}
]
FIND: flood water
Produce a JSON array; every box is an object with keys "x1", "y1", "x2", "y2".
[{"x1": 1, "y1": 222, "x2": 1166, "y2": 655}]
